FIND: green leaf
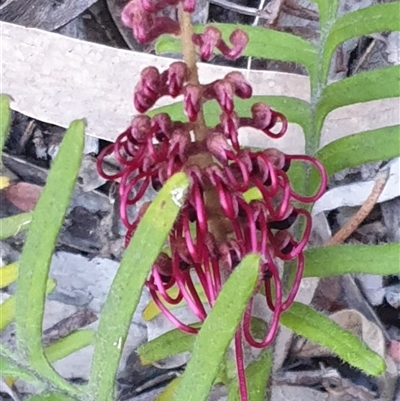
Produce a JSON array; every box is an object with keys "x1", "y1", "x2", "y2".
[
  {"x1": 138, "y1": 325, "x2": 200, "y2": 365},
  {"x1": 281, "y1": 302, "x2": 386, "y2": 376},
  {"x1": 0, "y1": 95, "x2": 12, "y2": 161},
  {"x1": 15, "y1": 120, "x2": 85, "y2": 396},
  {"x1": 0, "y1": 262, "x2": 18, "y2": 288},
  {"x1": 45, "y1": 329, "x2": 95, "y2": 363},
  {"x1": 228, "y1": 348, "x2": 272, "y2": 401},
  {"x1": 0, "y1": 212, "x2": 32, "y2": 240},
  {"x1": 309, "y1": 125, "x2": 400, "y2": 188},
  {"x1": 88, "y1": 172, "x2": 190, "y2": 401},
  {"x1": 316, "y1": 66, "x2": 400, "y2": 135},
  {"x1": 155, "y1": 377, "x2": 182, "y2": 401},
  {"x1": 316, "y1": 125, "x2": 400, "y2": 176},
  {"x1": 149, "y1": 96, "x2": 312, "y2": 137},
  {"x1": 173, "y1": 254, "x2": 260, "y2": 401},
  {"x1": 1, "y1": 278, "x2": 56, "y2": 332},
  {"x1": 304, "y1": 244, "x2": 400, "y2": 278},
  {"x1": 0, "y1": 296, "x2": 16, "y2": 331},
  {"x1": 156, "y1": 24, "x2": 318, "y2": 77},
  {"x1": 322, "y1": 3, "x2": 400, "y2": 82},
  {"x1": 25, "y1": 394, "x2": 76, "y2": 401}
]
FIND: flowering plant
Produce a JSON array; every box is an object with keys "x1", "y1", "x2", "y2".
[
  {"x1": 0, "y1": 1, "x2": 399, "y2": 401},
  {"x1": 97, "y1": 1, "x2": 328, "y2": 399}
]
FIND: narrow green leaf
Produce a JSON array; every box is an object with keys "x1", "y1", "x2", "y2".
[
  {"x1": 228, "y1": 348, "x2": 272, "y2": 401},
  {"x1": 15, "y1": 120, "x2": 85, "y2": 396},
  {"x1": 138, "y1": 325, "x2": 199, "y2": 365},
  {"x1": 174, "y1": 254, "x2": 260, "y2": 401},
  {"x1": 0, "y1": 95, "x2": 12, "y2": 160},
  {"x1": 25, "y1": 394, "x2": 76, "y2": 401},
  {"x1": 155, "y1": 377, "x2": 182, "y2": 401},
  {"x1": 316, "y1": 125, "x2": 400, "y2": 176},
  {"x1": 156, "y1": 24, "x2": 318, "y2": 76},
  {"x1": 309, "y1": 125, "x2": 400, "y2": 189},
  {"x1": 0, "y1": 212, "x2": 32, "y2": 240},
  {"x1": 316, "y1": 66, "x2": 400, "y2": 135},
  {"x1": 309, "y1": 124, "x2": 399, "y2": 193},
  {"x1": 0, "y1": 263, "x2": 18, "y2": 288},
  {"x1": 1, "y1": 278, "x2": 56, "y2": 332},
  {"x1": 45, "y1": 329, "x2": 95, "y2": 363},
  {"x1": 304, "y1": 244, "x2": 400, "y2": 278},
  {"x1": 88, "y1": 172, "x2": 190, "y2": 401},
  {"x1": 322, "y1": 3, "x2": 400, "y2": 82},
  {"x1": 149, "y1": 96, "x2": 312, "y2": 137},
  {"x1": 0, "y1": 296, "x2": 15, "y2": 331},
  {"x1": 281, "y1": 302, "x2": 386, "y2": 376}
]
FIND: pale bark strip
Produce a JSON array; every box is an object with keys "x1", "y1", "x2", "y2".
[{"x1": 2, "y1": 21, "x2": 399, "y2": 153}]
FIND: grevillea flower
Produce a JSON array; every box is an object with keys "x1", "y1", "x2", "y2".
[{"x1": 98, "y1": 3, "x2": 327, "y2": 401}]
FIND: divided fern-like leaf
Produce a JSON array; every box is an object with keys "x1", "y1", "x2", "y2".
[
  {"x1": 316, "y1": 66, "x2": 400, "y2": 136},
  {"x1": 321, "y1": 2, "x2": 400, "y2": 82}
]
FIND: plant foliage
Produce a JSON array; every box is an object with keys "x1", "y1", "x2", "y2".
[{"x1": 2, "y1": 1, "x2": 399, "y2": 400}]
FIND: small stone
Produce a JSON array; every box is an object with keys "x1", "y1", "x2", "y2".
[
  {"x1": 357, "y1": 274, "x2": 385, "y2": 306},
  {"x1": 385, "y1": 284, "x2": 400, "y2": 309}
]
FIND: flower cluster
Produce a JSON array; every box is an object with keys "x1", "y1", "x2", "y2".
[
  {"x1": 98, "y1": 1, "x2": 327, "y2": 400},
  {"x1": 122, "y1": 0, "x2": 248, "y2": 60}
]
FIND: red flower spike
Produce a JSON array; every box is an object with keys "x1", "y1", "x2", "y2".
[
  {"x1": 192, "y1": 26, "x2": 221, "y2": 61},
  {"x1": 225, "y1": 72, "x2": 253, "y2": 99},
  {"x1": 250, "y1": 103, "x2": 273, "y2": 130},
  {"x1": 122, "y1": 1, "x2": 180, "y2": 44},
  {"x1": 140, "y1": 0, "x2": 180, "y2": 12},
  {"x1": 213, "y1": 80, "x2": 235, "y2": 114},
  {"x1": 183, "y1": 85, "x2": 203, "y2": 122},
  {"x1": 167, "y1": 62, "x2": 189, "y2": 97},
  {"x1": 217, "y1": 29, "x2": 249, "y2": 60},
  {"x1": 153, "y1": 252, "x2": 173, "y2": 279},
  {"x1": 130, "y1": 115, "x2": 152, "y2": 142},
  {"x1": 98, "y1": 7, "x2": 329, "y2": 400},
  {"x1": 206, "y1": 132, "x2": 232, "y2": 163},
  {"x1": 192, "y1": 27, "x2": 248, "y2": 61},
  {"x1": 182, "y1": 0, "x2": 196, "y2": 12}
]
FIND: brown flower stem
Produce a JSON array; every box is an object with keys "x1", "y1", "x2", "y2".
[
  {"x1": 178, "y1": 4, "x2": 231, "y2": 242},
  {"x1": 327, "y1": 168, "x2": 390, "y2": 246},
  {"x1": 178, "y1": 5, "x2": 207, "y2": 142},
  {"x1": 178, "y1": 6, "x2": 199, "y2": 85}
]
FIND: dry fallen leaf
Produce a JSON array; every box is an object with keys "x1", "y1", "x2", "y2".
[{"x1": 3, "y1": 182, "x2": 43, "y2": 212}]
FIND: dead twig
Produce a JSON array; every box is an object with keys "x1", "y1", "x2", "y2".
[
  {"x1": 351, "y1": 39, "x2": 377, "y2": 75},
  {"x1": 42, "y1": 308, "x2": 98, "y2": 346},
  {"x1": 18, "y1": 119, "x2": 36, "y2": 150},
  {"x1": 282, "y1": 0, "x2": 319, "y2": 21},
  {"x1": 328, "y1": 168, "x2": 390, "y2": 245}
]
